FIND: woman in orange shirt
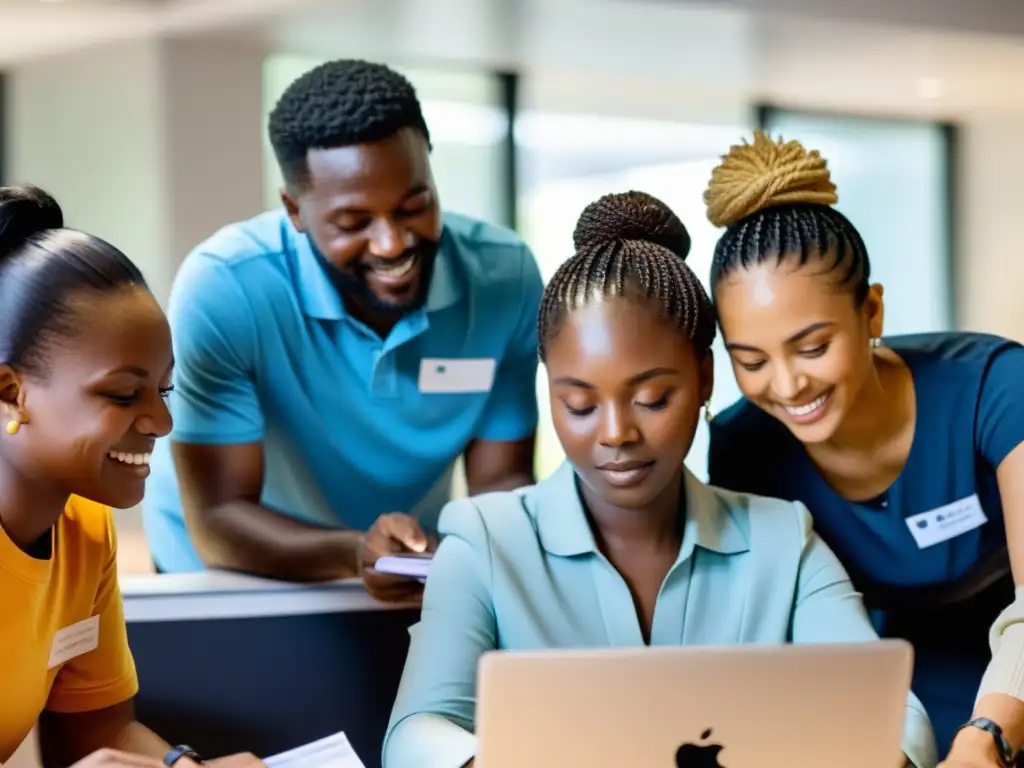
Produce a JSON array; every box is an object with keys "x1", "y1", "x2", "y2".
[{"x1": 0, "y1": 185, "x2": 261, "y2": 768}]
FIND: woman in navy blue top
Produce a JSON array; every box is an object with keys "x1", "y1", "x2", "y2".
[{"x1": 703, "y1": 131, "x2": 1024, "y2": 767}]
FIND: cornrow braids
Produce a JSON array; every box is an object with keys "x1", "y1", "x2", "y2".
[
  {"x1": 704, "y1": 131, "x2": 871, "y2": 303},
  {"x1": 710, "y1": 202, "x2": 871, "y2": 304},
  {"x1": 537, "y1": 191, "x2": 716, "y2": 362}
]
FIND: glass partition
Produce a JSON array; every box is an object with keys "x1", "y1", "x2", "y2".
[{"x1": 761, "y1": 108, "x2": 954, "y2": 333}]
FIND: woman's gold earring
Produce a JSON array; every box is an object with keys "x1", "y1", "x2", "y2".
[
  {"x1": 6, "y1": 419, "x2": 20, "y2": 435},
  {"x1": 703, "y1": 400, "x2": 714, "y2": 424}
]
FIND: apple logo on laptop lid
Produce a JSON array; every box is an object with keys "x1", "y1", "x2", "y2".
[{"x1": 676, "y1": 728, "x2": 726, "y2": 768}]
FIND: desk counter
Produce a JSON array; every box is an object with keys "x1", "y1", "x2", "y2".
[
  {"x1": 121, "y1": 571, "x2": 393, "y2": 621},
  {"x1": 122, "y1": 571, "x2": 417, "y2": 768}
]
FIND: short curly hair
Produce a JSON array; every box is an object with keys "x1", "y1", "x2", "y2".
[{"x1": 268, "y1": 59, "x2": 431, "y2": 189}]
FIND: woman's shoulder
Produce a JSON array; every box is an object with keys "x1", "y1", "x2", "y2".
[
  {"x1": 889, "y1": 331, "x2": 1019, "y2": 374},
  {"x1": 696, "y1": 480, "x2": 816, "y2": 590},
  {"x1": 712, "y1": 396, "x2": 765, "y2": 430},
  {"x1": 437, "y1": 485, "x2": 540, "y2": 549},
  {"x1": 708, "y1": 400, "x2": 800, "y2": 496},
  {"x1": 437, "y1": 464, "x2": 587, "y2": 560},
  {"x1": 711, "y1": 397, "x2": 791, "y2": 448},
  {"x1": 706, "y1": 481, "x2": 814, "y2": 539},
  {"x1": 60, "y1": 496, "x2": 116, "y2": 551}
]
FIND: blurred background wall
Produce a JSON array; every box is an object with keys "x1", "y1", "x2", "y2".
[{"x1": 2, "y1": 0, "x2": 1024, "y2": 568}]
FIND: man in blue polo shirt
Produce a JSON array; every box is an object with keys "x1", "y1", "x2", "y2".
[{"x1": 143, "y1": 59, "x2": 541, "y2": 602}]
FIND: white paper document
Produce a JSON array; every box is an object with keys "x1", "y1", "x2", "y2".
[
  {"x1": 264, "y1": 731, "x2": 366, "y2": 768},
  {"x1": 374, "y1": 552, "x2": 432, "y2": 580}
]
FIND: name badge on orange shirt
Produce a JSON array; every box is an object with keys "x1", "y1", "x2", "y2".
[{"x1": 48, "y1": 615, "x2": 99, "y2": 669}]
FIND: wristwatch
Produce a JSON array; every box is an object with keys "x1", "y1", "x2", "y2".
[
  {"x1": 163, "y1": 745, "x2": 204, "y2": 765},
  {"x1": 955, "y1": 717, "x2": 1017, "y2": 767}
]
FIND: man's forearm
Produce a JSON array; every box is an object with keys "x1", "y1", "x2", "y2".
[{"x1": 190, "y1": 500, "x2": 362, "y2": 582}]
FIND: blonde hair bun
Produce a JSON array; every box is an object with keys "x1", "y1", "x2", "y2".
[{"x1": 704, "y1": 130, "x2": 838, "y2": 229}]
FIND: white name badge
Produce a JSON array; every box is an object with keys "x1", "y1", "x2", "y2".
[
  {"x1": 48, "y1": 615, "x2": 100, "y2": 669},
  {"x1": 418, "y1": 358, "x2": 496, "y2": 394},
  {"x1": 904, "y1": 494, "x2": 988, "y2": 550}
]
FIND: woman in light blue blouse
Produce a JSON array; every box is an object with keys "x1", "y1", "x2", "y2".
[{"x1": 382, "y1": 192, "x2": 936, "y2": 768}]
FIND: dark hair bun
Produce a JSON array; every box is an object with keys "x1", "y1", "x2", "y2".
[
  {"x1": 572, "y1": 190, "x2": 691, "y2": 261},
  {"x1": 0, "y1": 185, "x2": 64, "y2": 259}
]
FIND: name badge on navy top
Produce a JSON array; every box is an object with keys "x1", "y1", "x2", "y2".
[
  {"x1": 418, "y1": 358, "x2": 496, "y2": 394},
  {"x1": 905, "y1": 494, "x2": 988, "y2": 549}
]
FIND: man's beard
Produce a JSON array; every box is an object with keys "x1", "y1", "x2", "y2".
[{"x1": 312, "y1": 239, "x2": 440, "y2": 317}]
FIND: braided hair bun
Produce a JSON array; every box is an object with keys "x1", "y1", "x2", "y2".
[
  {"x1": 572, "y1": 190, "x2": 691, "y2": 261},
  {"x1": 537, "y1": 190, "x2": 716, "y2": 361},
  {"x1": 704, "y1": 130, "x2": 838, "y2": 229}
]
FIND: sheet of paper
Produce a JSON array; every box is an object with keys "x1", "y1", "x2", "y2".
[
  {"x1": 264, "y1": 731, "x2": 366, "y2": 768},
  {"x1": 374, "y1": 553, "x2": 432, "y2": 580}
]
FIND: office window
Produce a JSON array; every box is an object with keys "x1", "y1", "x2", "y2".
[
  {"x1": 761, "y1": 109, "x2": 954, "y2": 333},
  {"x1": 261, "y1": 54, "x2": 509, "y2": 225},
  {"x1": 516, "y1": 112, "x2": 752, "y2": 482}
]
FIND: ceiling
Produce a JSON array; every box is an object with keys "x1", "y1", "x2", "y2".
[
  {"x1": 237, "y1": 0, "x2": 1024, "y2": 119},
  {"x1": 4, "y1": 0, "x2": 1024, "y2": 119},
  {"x1": 648, "y1": 0, "x2": 1024, "y2": 37},
  {"x1": 0, "y1": 0, "x2": 325, "y2": 63}
]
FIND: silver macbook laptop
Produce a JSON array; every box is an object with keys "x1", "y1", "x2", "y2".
[{"x1": 476, "y1": 641, "x2": 913, "y2": 768}]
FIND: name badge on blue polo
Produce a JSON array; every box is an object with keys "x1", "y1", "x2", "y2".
[
  {"x1": 904, "y1": 493, "x2": 988, "y2": 549},
  {"x1": 418, "y1": 358, "x2": 496, "y2": 394}
]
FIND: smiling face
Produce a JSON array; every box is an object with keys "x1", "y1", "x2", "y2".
[
  {"x1": 545, "y1": 294, "x2": 713, "y2": 512},
  {"x1": 282, "y1": 127, "x2": 442, "y2": 323},
  {"x1": 0, "y1": 286, "x2": 174, "y2": 510},
  {"x1": 714, "y1": 257, "x2": 884, "y2": 444}
]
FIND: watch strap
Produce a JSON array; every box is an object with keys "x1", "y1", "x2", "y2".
[
  {"x1": 956, "y1": 717, "x2": 1017, "y2": 767},
  {"x1": 163, "y1": 745, "x2": 204, "y2": 765}
]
